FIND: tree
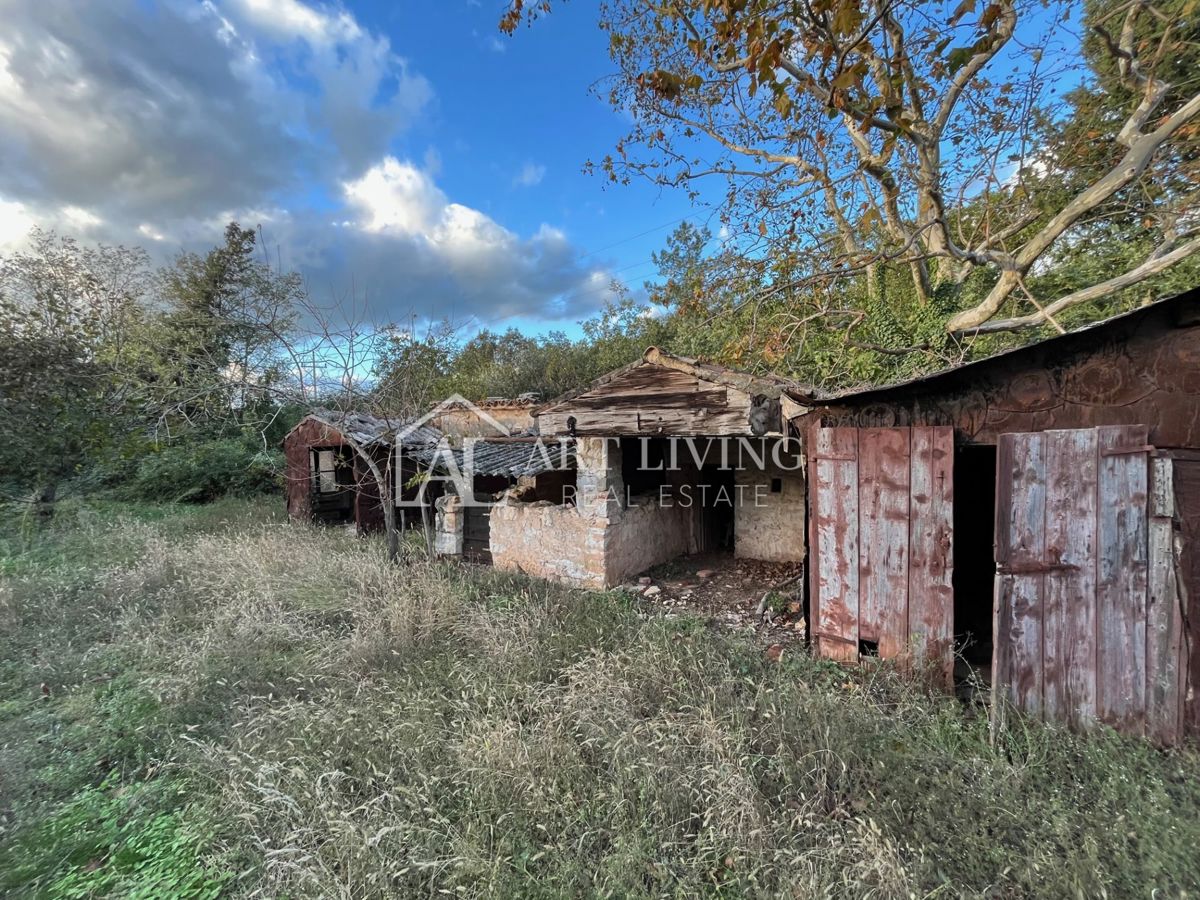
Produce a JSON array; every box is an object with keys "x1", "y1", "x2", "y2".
[
  {"x1": 0, "y1": 231, "x2": 153, "y2": 512},
  {"x1": 151, "y1": 223, "x2": 300, "y2": 440},
  {"x1": 1010, "y1": 0, "x2": 1200, "y2": 323},
  {"x1": 279, "y1": 295, "x2": 463, "y2": 562},
  {"x1": 504, "y1": 0, "x2": 1200, "y2": 335}
]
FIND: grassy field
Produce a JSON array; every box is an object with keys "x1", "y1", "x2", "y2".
[{"x1": 1, "y1": 498, "x2": 1199, "y2": 898}]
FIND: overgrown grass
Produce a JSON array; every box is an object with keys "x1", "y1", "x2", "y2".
[{"x1": 2, "y1": 499, "x2": 1198, "y2": 897}]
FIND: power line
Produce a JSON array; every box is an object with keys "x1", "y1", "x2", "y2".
[{"x1": 574, "y1": 213, "x2": 696, "y2": 261}]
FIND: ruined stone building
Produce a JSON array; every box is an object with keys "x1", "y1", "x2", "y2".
[
  {"x1": 297, "y1": 290, "x2": 1200, "y2": 743},
  {"x1": 444, "y1": 347, "x2": 808, "y2": 588}
]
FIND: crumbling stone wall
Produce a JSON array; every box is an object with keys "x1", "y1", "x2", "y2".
[
  {"x1": 487, "y1": 436, "x2": 806, "y2": 587},
  {"x1": 434, "y1": 494, "x2": 463, "y2": 557},
  {"x1": 601, "y1": 492, "x2": 694, "y2": 584},
  {"x1": 490, "y1": 438, "x2": 693, "y2": 588},
  {"x1": 431, "y1": 405, "x2": 536, "y2": 442},
  {"x1": 734, "y1": 463, "x2": 806, "y2": 562},
  {"x1": 489, "y1": 498, "x2": 608, "y2": 587},
  {"x1": 489, "y1": 487, "x2": 695, "y2": 589}
]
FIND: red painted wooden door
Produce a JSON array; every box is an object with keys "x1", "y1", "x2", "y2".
[
  {"x1": 809, "y1": 426, "x2": 954, "y2": 682},
  {"x1": 993, "y1": 425, "x2": 1184, "y2": 738}
]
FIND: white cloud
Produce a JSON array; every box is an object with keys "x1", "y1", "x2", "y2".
[
  {"x1": 0, "y1": 197, "x2": 33, "y2": 250},
  {"x1": 345, "y1": 158, "x2": 448, "y2": 235},
  {"x1": 513, "y1": 162, "x2": 547, "y2": 188},
  {"x1": 0, "y1": 0, "x2": 607, "y2": 324},
  {"x1": 62, "y1": 206, "x2": 102, "y2": 231},
  {"x1": 329, "y1": 157, "x2": 607, "y2": 320},
  {"x1": 227, "y1": 0, "x2": 362, "y2": 45}
]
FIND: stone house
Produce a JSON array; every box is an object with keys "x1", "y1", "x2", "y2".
[{"x1": 440, "y1": 347, "x2": 809, "y2": 589}]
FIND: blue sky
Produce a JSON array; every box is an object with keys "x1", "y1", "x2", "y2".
[
  {"x1": 0, "y1": 0, "x2": 703, "y2": 338},
  {"x1": 0, "y1": 0, "x2": 1086, "y2": 339},
  {"x1": 383, "y1": 0, "x2": 706, "y2": 334}
]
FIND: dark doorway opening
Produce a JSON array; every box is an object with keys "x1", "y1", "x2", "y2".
[
  {"x1": 463, "y1": 474, "x2": 514, "y2": 564},
  {"x1": 620, "y1": 436, "x2": 670, "y2": 497},
  {"x1": 953, "y1": 444, "x2": 997, "y2": 675},
  {"x1": 309, "y1": 446, "x2": 355, "y2": 524},
  {"x1": 696, "y1": 465, "x2": 736, "y2": 553}
]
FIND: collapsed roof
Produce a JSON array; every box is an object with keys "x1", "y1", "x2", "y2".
[
  {"x1": 411, "y1": 438, "x2": 574, "y2": 479},
  {"x1": 297, "y1": 409, "x2": 443, "y2": 449}
]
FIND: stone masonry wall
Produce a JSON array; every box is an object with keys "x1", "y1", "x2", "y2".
[
  {"x1": 434, "y1": 494, "x2": 463, "y2": 557},
  {"x1": 733, "y1": 462, "x2": 806, "y2": 562},
  {"x1": 602, "y1": 491, "x2": 694, "y2": 585},
  {"x1": 489, "y1": 437, "x2": 696, "y2": 588},
  {"x1": 489, "y1": 497, "x2": 608, "y2": 588},
  {"x1": 490, "y1": 437, "x2": 802, "y2": 588}
]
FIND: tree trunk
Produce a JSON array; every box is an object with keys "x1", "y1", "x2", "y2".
[
  {"x1": 383, "y1": 500, "x2": 399, "y2": 563},
  {"x1": 346, "y1": 439, "x2": 402, "y2": 565},
  {"x1": 421, "y1": 502, "x2": 434, "y2": 558}
]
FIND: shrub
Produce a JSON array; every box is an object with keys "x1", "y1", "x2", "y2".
[
  {"x1": 0, "y1": 776, "x2": 224, "y2": 899},
  {"x1": 127, "y1": 437, "x2": 281, "y2": 503}
]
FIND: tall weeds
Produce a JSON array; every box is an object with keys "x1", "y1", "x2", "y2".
[{"x1": 2, "y1": 499, "x2": 1199, "y2": 898}]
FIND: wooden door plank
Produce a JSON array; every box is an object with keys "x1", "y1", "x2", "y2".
[
  {"x1": 992, "y1": 434, "x2": 1015, "y2": 700},
  {"x1": 1146, "y1": 456, "x2": 1182, "y2": 744},
  {"x1": 995, "y1": 431, "x2": 1047, "y2": 718},
  {"x1": 812, "y1": 427, "x2": 860, "y2": 662},
  {"x1": 1042, "y1": 429, "x2": 1099, "y2": 729},
  {"x1": 1097, "y1": 425, "x2": 1150, "y2": 733},
  {"x1": 859, "y1": 428, "x2": 912, "y2": 660},
  {"x1": 908, "y1": 426, "x2": 954, "y2": 685}
]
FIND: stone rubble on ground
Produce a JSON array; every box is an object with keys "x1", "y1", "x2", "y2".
[{"x1": 626, "y1": 557, "x2": 806, "y2": 646}]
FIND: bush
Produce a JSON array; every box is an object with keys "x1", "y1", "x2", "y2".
[{"x1": 127, "y1": 437, "x2": 281, "y2": 503}]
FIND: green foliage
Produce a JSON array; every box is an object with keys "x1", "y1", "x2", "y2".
[
  {"x1": 0, "y1": 230, "x2": 153, "y2": 494},
  {"x1": 126, "y1": 436, "x2": 281, "y2": 503},
  {"x1": 0, "y1": 778, "x2": 224, "y2": 900},
  {"x1": 369, "y1": 296, "x2": 677, "y2": 408},
  {"x1": 0, "y1": 223, "x2": 300, "y2": 507},
  {"x1": 150, "y1": 223, "x2": 300, "y2": 432}
]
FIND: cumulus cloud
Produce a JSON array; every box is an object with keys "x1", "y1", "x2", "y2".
[
  {"x1": 0, "y1": 0, "x2": 611, "y2": 324},
  {"x1": 299, "y1": 157, "x2": 601, "y2": 321}
]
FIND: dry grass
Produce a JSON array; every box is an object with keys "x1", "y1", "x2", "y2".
[{"x1": 2, "y1": 498, "x2": 1200, "y2": 898}]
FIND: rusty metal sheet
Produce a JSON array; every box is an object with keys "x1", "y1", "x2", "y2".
[
  {"x1": 907, "y1": 426, "x2": 954, "y2": 684},
  {"x1": 797, "y1": 295, "x2": 1200, "y2": 450},
  {"x1": 811, "y1": 425, "x2": 956, "y2": 676},
  {"x1": 858, "y1": 428, "x2": 911, "y2": 659},
  {"x1": 996, "y1": 425, "x2": 1171, "y2": 740},
  {"x1": 810, "y1": 426, "x2": 860, "y2": 662},
  {"x1": 1096, "y1": 424, "x2": 1150, "y2": 733},
  {"x1": 1042, "y1": 428, "x2": 1098, "y2": 728}
]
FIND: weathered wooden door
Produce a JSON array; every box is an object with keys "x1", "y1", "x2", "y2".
[
  {"x1": 993, "y1": 425, "x2": 1185, "y2": 740},
  {"x1": 808, "y1": 426, "x2": 955, "y2": 681}
]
